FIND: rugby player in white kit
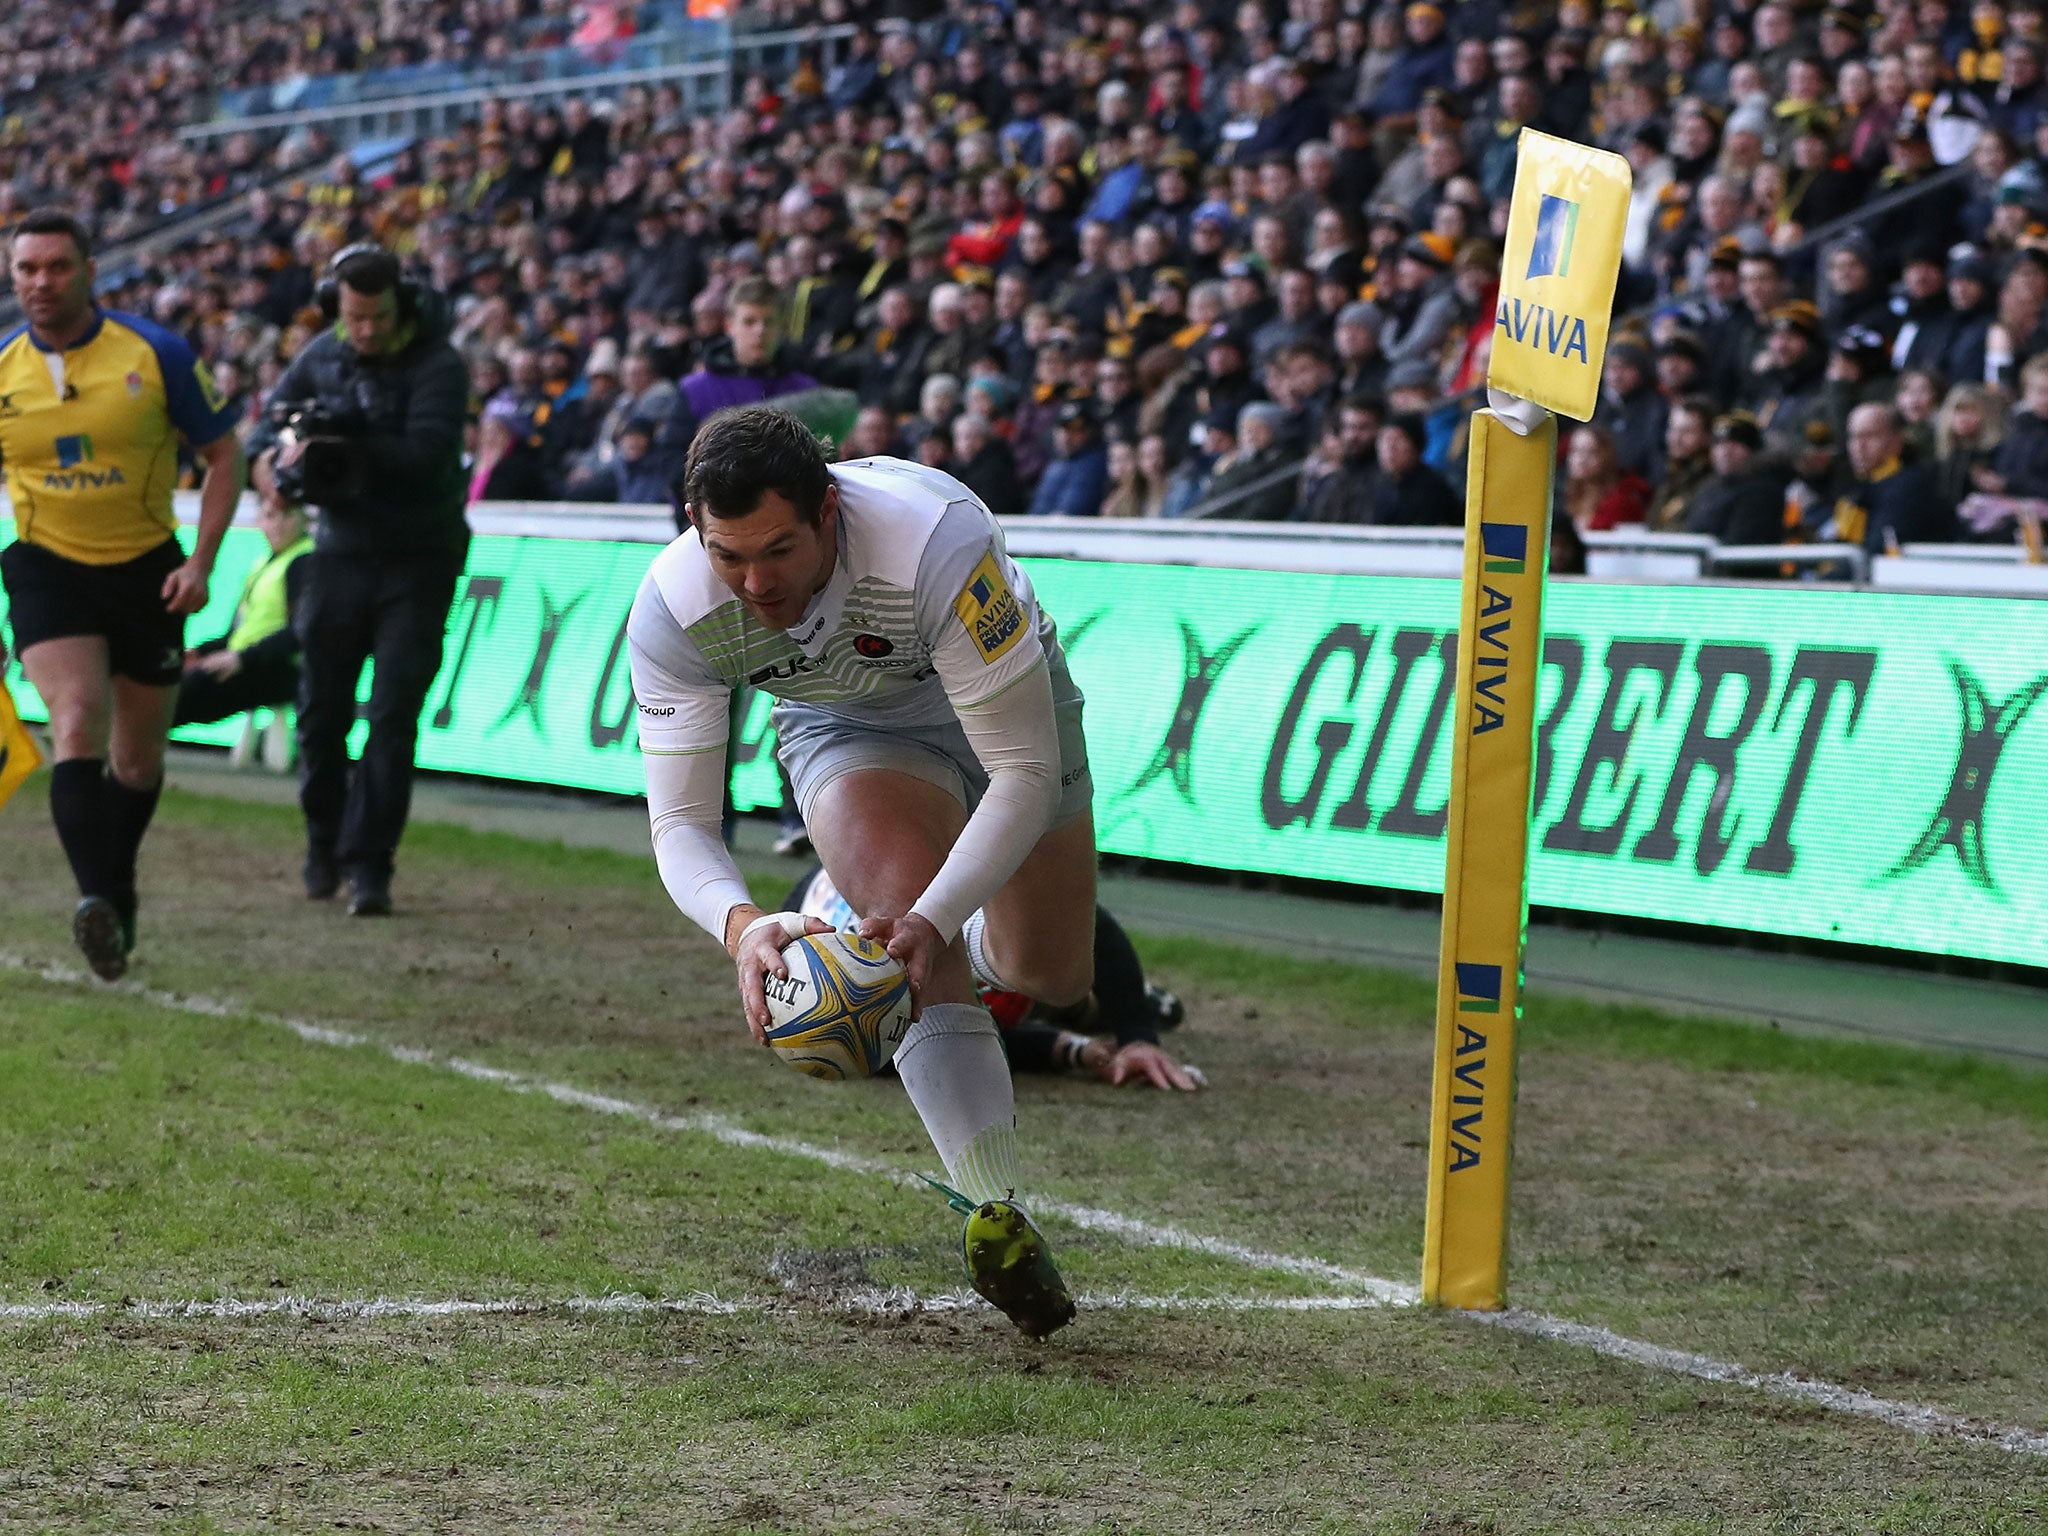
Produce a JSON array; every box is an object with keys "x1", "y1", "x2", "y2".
[{"x1": 627, "y1": 405, "x2": 1093, "y2": 1336}]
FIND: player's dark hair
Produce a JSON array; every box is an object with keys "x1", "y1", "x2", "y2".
[
  {"x1": 11, "y1": 208, "x2": 91, "y2": 259},
  {"x1": 682, "y1": 406, "x2": 832, "y2": 526}
]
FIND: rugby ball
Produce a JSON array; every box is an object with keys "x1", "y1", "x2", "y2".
[{"x1": 762, "y1": 931, "x2": 913, "y2": 1080}]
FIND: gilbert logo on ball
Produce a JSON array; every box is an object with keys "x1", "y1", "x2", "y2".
[{"x1": 762, "y1": 931, "x2": 913, "y2": 1080}]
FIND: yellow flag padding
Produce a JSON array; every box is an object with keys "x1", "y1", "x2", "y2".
[
  {"x1": 1487, "y1": 129, "x2": 1632, "y2": 423},
  {"x1": 0, "y1": 675, "x2": 42, "y2": 813},
  {"x1": 1422, "y1": 410, "x2": 1556, "y2": 1311}
]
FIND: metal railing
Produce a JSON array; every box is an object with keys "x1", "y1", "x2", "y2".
[
  {"x1": 1187, "y1": 453, "x2": 1309, "y2": 519},
  {"x1": 177, "y1": 58, "x2": 728, "y2": 146},
  {"x1": 1707, "y1": 541, "x2": 1870, "y2": 582},
  {"x1": 200, "y1": 16, "x2": 728, "y2": 124},
  {"x1": 175, "y1": 23, "x2": 857, "y2": 147}
]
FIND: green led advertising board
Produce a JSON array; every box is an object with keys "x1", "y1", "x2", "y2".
[{"x1": 5, "y1": 522, "x2": 2044, "y2": 969}]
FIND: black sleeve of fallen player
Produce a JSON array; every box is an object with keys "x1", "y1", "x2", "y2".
[{"x1": 1000, "y1": 1017, "x2": 1063, "y2": 1074}]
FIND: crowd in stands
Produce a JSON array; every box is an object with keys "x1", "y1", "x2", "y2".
[
  {"x1": 21, "y1": 0, "x2": 2048, "y2": 558},
  {"x1": 0, "y1": 1, "x2": 621, "y2": 249}
]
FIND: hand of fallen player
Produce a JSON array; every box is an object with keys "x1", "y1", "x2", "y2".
[
  {"x1": 856, "y1": 911, "x2": 945, "y2": 1018},
  {"x1": 160, "y1": 559, "x2": 211, "y2": 616},
  {"x1": 1102, "y1": 1040, "x2": 1204, "y2": 1092},
  {"x1": 729, "y1": 909, "x2": 833, "y2": 1045}
]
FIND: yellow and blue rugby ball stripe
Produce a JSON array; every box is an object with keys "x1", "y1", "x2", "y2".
[{"x1": 762, "y1": 932, "x2": 914, "y2": 1080}]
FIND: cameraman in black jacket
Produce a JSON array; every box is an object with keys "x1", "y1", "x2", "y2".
[{"x1": 248, "y1": 245, "x2": 469, "y2": 916}]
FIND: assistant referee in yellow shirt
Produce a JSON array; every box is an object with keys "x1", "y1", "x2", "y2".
[{"x1": 0, "y1": 209, "x2": 244, "y2": 979}]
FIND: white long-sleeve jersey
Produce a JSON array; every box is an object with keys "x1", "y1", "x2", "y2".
[{"x1": 626, "y1": 457, "x2": 1065, "y2": 945}]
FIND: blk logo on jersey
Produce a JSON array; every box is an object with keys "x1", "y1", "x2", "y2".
[
  {"x1": 54, "y1": 434, "x2": 93, "y2": 468},
  {"x1": 853, "y1": 633, "x2": 894, "y2": 658}
]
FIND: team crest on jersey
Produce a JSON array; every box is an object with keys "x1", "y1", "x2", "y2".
[
  {"x1": 952, "y1": 552, "x2": 1024, "y2": 665},
  {"x1": 126, "y1": 370, "x2": 145, "y2": 398},
  {"x1": 853, "y1": 633, "x2": 894, "y2": 658}
]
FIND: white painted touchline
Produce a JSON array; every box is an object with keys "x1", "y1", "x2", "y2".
[
  {"x1": 1471, "y1": 1310, "x2": 2048, "y2": 1459},
  {"x1": 0, "y1": 952, "x2": 1414, "y2": 1305},
  {"x1": 0, "y1": 1289, "x2": 1402, "y2": 1327},
  {"x1": 4, "y1": 951, "x2": 2043, "y2": 1460}
]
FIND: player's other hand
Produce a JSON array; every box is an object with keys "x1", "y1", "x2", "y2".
[
  {"x1": 1101, "y1": 1040, "x2": 1203, "y2": 1092},
  {"x1": 161, "y1": 559, "x2": 211, "y2": 616},
  {"x1": 726, "y1": 907, "x2": 832, "y2": 1045},
  {"x1": 856, "y1": 911, "x2": 944, "y2": 1018}
]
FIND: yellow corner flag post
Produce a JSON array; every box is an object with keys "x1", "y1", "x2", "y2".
[
  {"x1": 0, "y1": 674, "x2": 43, "y2": 814},
  {"x1": 1423, "y1": 130, "x2": 1630, "y2": 1310}
]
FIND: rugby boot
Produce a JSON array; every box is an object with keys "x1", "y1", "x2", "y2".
[
  {"x1": 923, "y1": 1176, "x2": 1075, "y2": 1339},
  {"x1": 72, "y1": 896, "x2": 127, "y2": 981}
]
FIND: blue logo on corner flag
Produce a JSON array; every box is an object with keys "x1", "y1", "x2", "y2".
[
  {"x1": 1525, "y1": 194, "x2": 1580, "y2": 281},
  {"x1": 1455, "y1": 963, "x2": 1503, "y2": 1014},
  {"x1": 1480, "y1": 522, "x2": 1527, "y2": 574}
]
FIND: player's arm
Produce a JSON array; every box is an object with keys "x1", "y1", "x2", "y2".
[
  {"x1": 158, "y1": 334, "x2": 250, "y2": 616},
  {"x1": 628, "y1": 581, "x2": 826, "y2": 1042},
  {"x1": 860, "y1": 511, "x2": 1061, "y2": 990},
  {"x1": 161, "y1": 432, "x2": 245, "y2": 616}
]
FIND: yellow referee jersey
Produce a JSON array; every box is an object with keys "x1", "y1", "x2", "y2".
[{"x1": 0, "y1": 308, "x2": 240, "y2": 565}]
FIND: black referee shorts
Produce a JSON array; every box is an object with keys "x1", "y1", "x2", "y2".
[{"x1": 0, "y1": 537, "x2": 186, "y2": 686}]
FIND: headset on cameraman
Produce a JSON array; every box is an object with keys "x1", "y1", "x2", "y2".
[{"x1": 316, "y1": 243, "x2": 425, "y2": 336}]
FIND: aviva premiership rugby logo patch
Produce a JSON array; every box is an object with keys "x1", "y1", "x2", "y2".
[{"x1": 953, "y1": 552, "x2": 1025, "y2": 665}]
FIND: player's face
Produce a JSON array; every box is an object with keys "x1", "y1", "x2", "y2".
[
  {"x1": 10, "y1": 233, "x2": 95, "y2": 337},
  {"x1": 698, "y1": 487, "x2": 839, "y2": 630}
]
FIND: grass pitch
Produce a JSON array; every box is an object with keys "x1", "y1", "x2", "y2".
[{"x1": 0, "y1": 779, "x2": 2043, "y2": 1533}]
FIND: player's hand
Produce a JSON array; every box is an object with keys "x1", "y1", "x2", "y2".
[
  {"x1": 274, "y1": 438, "x2": 309, "y2": 469},
  {"x1": 161, "y1": 560, "x2": 211, "y2": 616},
  {"x1": 727, "y1": 908, "x2": 832, "y2": 1045},
  {"x1": 1099, "y1": 1040, "x2": 1204, "y2": 1092},
  {"x1": 856, "y1": 911, "x2": 945, "y2": 1018},
  {"x1": 197, "y1": 649, "x2": 242, "y2": 678}
]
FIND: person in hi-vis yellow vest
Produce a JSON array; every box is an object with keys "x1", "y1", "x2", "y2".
[{"x1": 173, "y1": 467, "x2": 312, "y2": 727}]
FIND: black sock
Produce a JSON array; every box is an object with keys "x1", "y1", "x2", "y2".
[
  {"x1": 49, "y1": 758, "x2": 110, "y2": 899},
  {"x1": 101, "y1": 769, "x2": 164, "y2": 924},
  {"x1": 1092, "y1": 906, "x2": 1157, "y2": 1046}
]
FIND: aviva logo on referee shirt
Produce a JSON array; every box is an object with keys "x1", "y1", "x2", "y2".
[{"x1": 46, "y1": 432, "x2": 125, "y2": 489}]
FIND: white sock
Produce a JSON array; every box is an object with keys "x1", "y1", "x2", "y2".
[
  {"x1": 893, "y1": 1001, "x2": 1021, "y2": 1204},
  {"x1": 961, "y1": 909, "x2": 1015, "y2": 994}
]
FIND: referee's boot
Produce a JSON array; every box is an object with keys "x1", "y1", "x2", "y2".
[
  {"x1": 346, "y1": 872, "x2": 392, "y2": 918},
  {"x1": 304, "y1": 848, "x2": 340, "y2": 901},
  {"x1": 72, "y1": 896, "x2": 128, "y2": 982}
]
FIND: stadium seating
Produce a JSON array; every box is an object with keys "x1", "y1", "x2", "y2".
[{"x1": 9, "y1": 0, "x2": 2048, "y2": 576}]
